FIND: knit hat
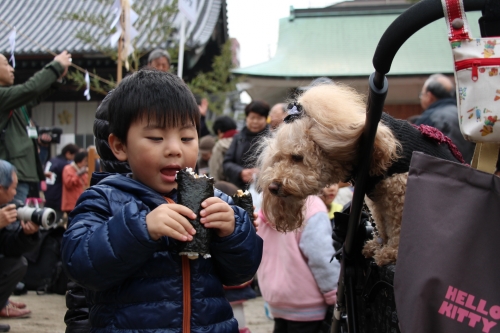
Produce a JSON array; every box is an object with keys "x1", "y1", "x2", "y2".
[{"x1": 199, "y1": 135, "x2": 215, "y2": 153}]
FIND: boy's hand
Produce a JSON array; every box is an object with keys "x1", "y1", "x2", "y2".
[
  {"x1": 146, "y1": 204, "x2": 197, "y2": 242},
  {"x1": 199, "y1": 197, "x2": 235, "y2": 238}
]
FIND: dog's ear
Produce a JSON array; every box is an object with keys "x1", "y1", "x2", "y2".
[
  {"x1": 370, "y1": 122, "x2": 400, "y2": 176},
  {"x1": 298, "y1": 83, "x2": 367, "y2": 165},
  {"x1": 308, "y1": 117, "x2": 364, "y2": 164}
]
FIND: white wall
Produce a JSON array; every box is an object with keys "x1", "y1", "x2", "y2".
[
  {"x1": 32, "y1": 101, "x2": 98, "y2": 135},
  {"x1": 32, "y1": 101, "x2": 99, "y2": 154}
]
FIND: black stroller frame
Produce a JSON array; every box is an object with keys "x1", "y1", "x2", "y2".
[{"x1": 332, "y1": 0, "x2": 493, "y2": 332}]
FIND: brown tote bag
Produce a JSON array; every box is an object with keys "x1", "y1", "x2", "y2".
[{"x1": 395, "y1": 151, "x2": 500, "y2": 333}]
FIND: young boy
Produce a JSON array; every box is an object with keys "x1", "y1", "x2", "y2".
[{"x1": 61, "y1": 70, "x2": 263, "y2": 333}]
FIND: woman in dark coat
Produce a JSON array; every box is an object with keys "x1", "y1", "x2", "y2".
[{"x1": 223, "y1": 101, "x2": 270, "y2": 190}]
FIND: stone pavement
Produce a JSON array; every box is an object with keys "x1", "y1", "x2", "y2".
[{"x1": 1, "y1": 292, "x2": 274, "y2": 333}]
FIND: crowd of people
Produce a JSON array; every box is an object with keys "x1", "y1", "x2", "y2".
[
  {"x1": 0, "y1": 49, "x2": 89, "y2": 332},
  {"x1": 1, "y1": 45, "x2": 494, "y2": 333}
]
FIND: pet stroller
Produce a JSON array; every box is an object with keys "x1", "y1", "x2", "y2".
[{"x1": 330, "y1": 0, "x2": 496, "y2": 332}]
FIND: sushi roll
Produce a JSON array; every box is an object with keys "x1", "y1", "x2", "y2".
[
  {"x1": 232, "y1": 189, "x2": 254, "y2": 224},
  {"x1": 176, "y1": 168, "x2": 215, "y2": 259}
]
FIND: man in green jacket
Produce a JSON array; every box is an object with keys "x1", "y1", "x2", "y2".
[{"x1": 0, "y1": 51, "x2": 72, "y2": 203}]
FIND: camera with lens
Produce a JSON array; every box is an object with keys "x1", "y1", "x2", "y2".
[
  {"x1": 38, "y1": 127, "x2": 63, "y2": 144},
  {"x1": 9, "y1": 200, "x2": 58, "y2": 229}
]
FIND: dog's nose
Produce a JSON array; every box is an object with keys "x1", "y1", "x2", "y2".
[{"x1": 268, "y1": 182, "x2": 281, "y2": 195}]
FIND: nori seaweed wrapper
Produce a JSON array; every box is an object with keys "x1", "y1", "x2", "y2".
[
  {"x1": 176, "y1": 168, "x2": 215, "y2": 259},
  {"x1": 232, "y1": 190, "x2": 254, "y2": 224}
]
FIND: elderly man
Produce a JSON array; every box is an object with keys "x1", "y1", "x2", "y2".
[
  {"x1": 269, "y1": 103, "x2": 287, "y2": 130},
  {"x1": 416, "y1": 74, "x2": 475, "y2": 163},
  {"x1": 147, "y1": 49, "x2": 171, "y2": 72},
  {"x1": 0, "y1": 51, "x2": 71, "y2": 203},
  {"x1": 0, "y1": 160, "x2": 41, "y2": 324}
]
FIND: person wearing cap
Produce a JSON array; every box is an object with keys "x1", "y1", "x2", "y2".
[
  {"x1": 0, "y1": 51, "x2": 72, "y2": 203},
  {"x1": 197, "y1": 135, "x2": 216, "y2": 176},
  {"x1": 147, "y1": 49, "x2": 171, "y2": 72}
]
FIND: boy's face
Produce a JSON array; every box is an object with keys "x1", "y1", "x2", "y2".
[{"x1": 110, "y1": 116, "x2": 199, "y2": 194}]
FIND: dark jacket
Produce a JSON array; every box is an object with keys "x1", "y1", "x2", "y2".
[
  {"x1": 0, "y1": 220, "x2": 40, "y2": 258},
  {"x1": 223, "y1": 126, "x2": 269, "y2": 189},
  {"x1": 61, "y1": 173, "x2": 263, "y2": 333},
  {"x1": 44, "y1": 155, "x2": 71, "y2": 211},
  {"x1": 416, "y1": 98, "x2": 476, "y2": 163},
  {"x1": 0, "y1": 61, "x2": 64, "y2": 182}
]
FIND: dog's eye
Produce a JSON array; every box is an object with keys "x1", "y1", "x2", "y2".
[{"x1": 291, "y1": 155, "x2": 303, "y2": 162}]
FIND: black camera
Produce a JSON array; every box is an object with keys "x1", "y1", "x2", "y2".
[
  {"x1": 38, "y1": 127, "x2": 62, "y2": 144},
  {"x1": 10, "y1": 200, "x2": 57, "y2": 229}
]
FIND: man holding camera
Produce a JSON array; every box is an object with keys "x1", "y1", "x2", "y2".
[
  {"x1": 0, "y1": 160, "x2": 41, "y2": 326},
  {"x1": 0, "y1": 51, "x2": 72, "y2": 203}
]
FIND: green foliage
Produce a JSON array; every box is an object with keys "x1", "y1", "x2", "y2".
[
  {"x1": 59, "y1": 0, "x2": 179, "y2": 94},
  {"x1": 188, "y1": 40, "x2": 240, "y2": 116}
]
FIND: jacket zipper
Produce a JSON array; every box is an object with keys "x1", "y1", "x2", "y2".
[{"x1": 455, "y1": 58, "x2": 500, "y2": 82}]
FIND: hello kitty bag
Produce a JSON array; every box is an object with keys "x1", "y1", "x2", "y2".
[{"x1": 442, "y1": 0, "x2": 500, "y2": 143}]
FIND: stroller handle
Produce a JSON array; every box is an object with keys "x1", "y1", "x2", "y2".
[{"x1": 373, "y1": 0, "x2": 486, "y2": 76}]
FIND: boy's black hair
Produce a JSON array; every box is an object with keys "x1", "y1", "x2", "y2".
[
  {"x1": 107, "y1": 70, "x2": 200, "y2": 143},
  {"x1": 244, "y1": 100, "x2": 270, "y2": 118},
  {"x1": 74, "y1": 151, "x2": 88, "y2": 164},
  {"x1": 212, "y1": 116, "x2": 237, "y2": 134}
]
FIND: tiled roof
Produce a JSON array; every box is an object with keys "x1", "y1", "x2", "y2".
[
  {"x1": 0, "y1": 0, "x2": 222, "y2": 55},
  {"x1": 233, "y1": 9, "x2": 482, "y2": 77}
]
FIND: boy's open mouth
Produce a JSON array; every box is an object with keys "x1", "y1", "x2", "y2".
[{"x1": 160, "y1": 166, "x2": 181, "y2": 181}]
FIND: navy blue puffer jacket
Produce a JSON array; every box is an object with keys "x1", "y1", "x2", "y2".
[{"x1": 61, "y1": 173, "x2": 263, "y2": 333}]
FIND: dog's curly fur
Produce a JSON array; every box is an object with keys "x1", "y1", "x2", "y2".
[{"x1": 257, "y1": 83, "x2": 404, "y2": 266}]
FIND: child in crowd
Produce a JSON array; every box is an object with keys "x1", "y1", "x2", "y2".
[
  {"x1": 61, "y1": 70, "x2": 263, "y2": 333},
  {"x1": 320, "y1": 183, "x2": 343, "y2": 221},
  {"x1": 61, "y1": 150, "x2": 88, "y2": 215},
  {"x1": 256, "y1": 195, "x2": 339, "y2": 333}
]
